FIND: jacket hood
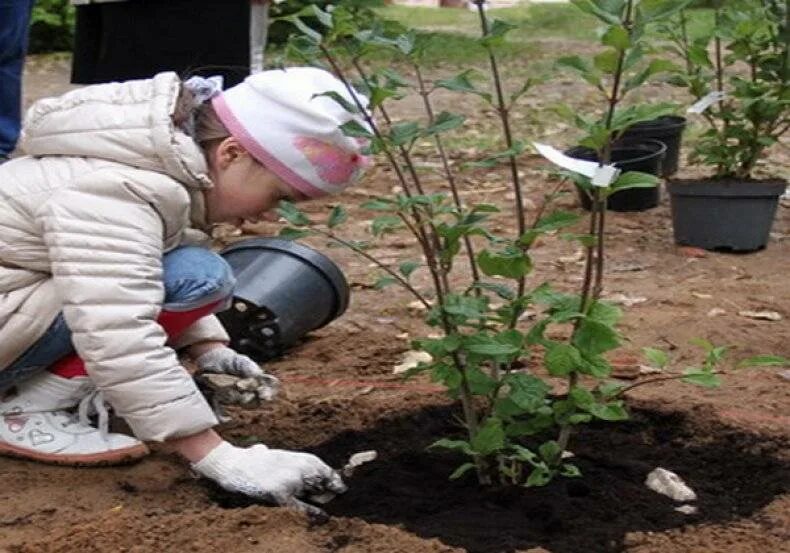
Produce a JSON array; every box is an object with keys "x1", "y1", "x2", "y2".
[{"x1": 20, "y1": 72, "x2": 213, "y2": 191}]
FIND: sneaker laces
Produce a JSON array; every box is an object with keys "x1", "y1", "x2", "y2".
[{"x1": 76, "y1": 389, "x2": 110, "y2": 441}]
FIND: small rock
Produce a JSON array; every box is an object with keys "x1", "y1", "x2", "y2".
[
  {"x1": 738, "y1": 310, "x2": 783, "y2": 321},
  {"x1": 674, "y1": 504, "x2": 698, "y2": 515},
  {"x1": 610, "y1": 355, "x2": 641, "y2": 379},
  {"x1": 393, "y1": 350, "x2": 433, "y2": 374},
  {"x1": 396, "y1": 332, "x2": 410, "y2": 340},
  {"x1": 707, "y1": 307, "x2": 727, "y2": 317},
  {"x1": 776, "y1": 369, "x2": 790, "y2": 382},
  {"x1": 639, "y1": 364, "x2": 663, "y2": 375},
  {"x1": 407, "y1": 300, "x2": 429, "y2": 312},
  {"x1": 678, "y1": 246, "x2": 708, "y2": 258},
  {"x1": 691, "y1": 292, "x2": 713, "y2": 299},
  {"x1": 605, "y1": 293, "x2": 648, "y2": 307},
  {"x1": 645, "y1": 468, "x2": 697, "y2": 502}
]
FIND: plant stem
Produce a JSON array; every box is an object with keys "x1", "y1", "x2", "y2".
[
  {"x1": 556, "y1": 372, "x2": 578, "y2": 458},
  {"x1": 316, "y1": 228, "x2": 432, "y2": 310},
  {"x1": 325, "y1": 48, "x2": 447, "y2": 299},
  {"x1": 473, "y1": 0, "x2": 528, "y2": 298},
  {"x1": 413, "y1": 63, "x2": 482, "y2": 289},
  {"x1": 614, "y1": 371, "x2": 723, "y2": 397},
  {"x1": 679, "y1": 10, "x2": 693, "y2": 75}
]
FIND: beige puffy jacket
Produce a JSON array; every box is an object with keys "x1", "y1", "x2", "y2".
[{"x1": 0, "y1": 72, "x2": 226, "y2": 441}]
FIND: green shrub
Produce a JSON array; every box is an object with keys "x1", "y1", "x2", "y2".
[{"x1": 28, "y1": 0, "x2": 75, "y2": 54}]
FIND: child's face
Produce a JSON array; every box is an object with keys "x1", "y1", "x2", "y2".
[{"x1": 203, "y1": 137, "x2": 307, "y2": 225}]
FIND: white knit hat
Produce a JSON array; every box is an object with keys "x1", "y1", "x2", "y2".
[{"x1": 212, "y1": 67, "x2": 372, "y2": 198}]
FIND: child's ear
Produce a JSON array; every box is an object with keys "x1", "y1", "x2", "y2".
[{"x1": 215, "y1": 137, "x2": 248, "y2": 168}]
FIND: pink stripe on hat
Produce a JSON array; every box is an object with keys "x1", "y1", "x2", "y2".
[{"x1": 212, "y1": 94, "x2": 329, "y2": 199}]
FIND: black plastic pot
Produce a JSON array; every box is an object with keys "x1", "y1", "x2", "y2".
[
  {"x1": 567, "y1": 139, "x2": 667, "y2": 212},
  {"x1": 667, "y1": 178, "x2": 786, "y2": 252},
  {"x1": 217, "y1": 238, "x2": 350, "y2": 362},
  {"x1": 615, "y1": 116, "x2": 687, "y2": 177}
]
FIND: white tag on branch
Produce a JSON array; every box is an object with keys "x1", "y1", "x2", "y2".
[
  {"x1": 393, "y1": 350, "x2": 433, "y2": 374},
  {"x1": 645, "y1": 468, "x2": 697, "y2": 502},
  {"x1": 687, "y1": 91, "x2": 726, "y2": 114},
  {"x1": 533, "y1": 143, "x2": 620, "y2": 188}
]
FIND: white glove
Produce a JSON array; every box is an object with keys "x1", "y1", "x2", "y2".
[
  {"x1": 192, "y1": 441, "x2": 346, "y2": 519},
  {"x1": 195, "y1": 347, "x2": 281, "y2": 401}
]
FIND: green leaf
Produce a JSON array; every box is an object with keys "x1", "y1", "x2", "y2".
[
  {"x1": 569, "y1": 386, "x2": 595, "y2": 409},
  {"x1": 570, "y1": 0, "x2": 623, "y2": 24},
  {"x1": 636, "y1": 0, "x2": 695, "y2": 23},
  {"x1": 587, "y1": 301, "x2": 622, "y2": 326},
  {"x1": 682, "y1": 369, "x2": 721, "y2": 388},
  {"x1": 602, "y1": 24, "x2": 630, "y2": 50},
  {"x1": 449, "y1": 462, "x2": 476, "y2": 480},
  {"x1": 435, "y1": 70, "x2": 492, "y2": 103},
  {"x1": 505, "y1": 373, "x2": 551, "y2": 412},
  {"x1": 327, "y1": 205, "x2": 347, "y2": 228},
  {"x1": 643, "y1": 347, "x2": 669, "y2": 368},
  {"x1": 429, "y1": 438, "x2": 472, "y2": 455},
  {"x1": 737, "y1": 355, "x2": 789, "y2": 369},
  {"x1": 480, "y1": 19, "x2": 518, "y2": 49},
  {"x1": 471, "y1": 417, "x2": 506, "y2": 456},
  {"x1": 425, "y1": 111, "x2": 465, "y2": 136},
  {"x1": 594, "y1": 50, "x2": 621, "y2": 74},
  {"x1": 545, "y1": 344, "x2": 583, "y2": 377},
  {"x1": 286, "y1": 15, "x2": 322, "y2": 43},
  {"x1": 312, "y1": 91, "x2": 359, "y2": 114},
  {"x1": 477, "y1": 248, "x2": 532, "y2": 279},
  {"x1": 538, "y1": 440, "x2": 562, "y2": 464},
  {"x1": 526, "y1": 466, "x2": 553, "y2": 487},
  {"x1": 573, "y1": 320, "x2": 620, "y2": 355},
  {"x1": 389, "y1": 121, "x2": 421, "y2": 146},
  {"x1": 466, "y1": 366, "x2": 498, "y2": 395},
  {"x1": 399, "y1": 261, "x2": 420, "y2": 279},
  {"x1": 587, "y1": 401, "x2": 629, "y2": 421},
  {"x1": 611, "y1": 171, "x2": 659, "y2": 192},
  {"x1": 340, "y1": 119, "x2": 374, "y2": 139},
  {"x1": 472, "y1": 281, "x2": 515, "y2": 300},
  {"x1": 561, "y1": 463, "x2": 582, "y2": 478},
  {"x1": 277, "y1": 201, "x2": 311, "y2": 226},
  {"x1": 463, "y1": 141, "x2": 526, "y2": 169},
  {"x1": 278, "y1": 226, "x2": 312, "y2": 240},
  {"x1": 430, "y1": 362, "x2": 463, "y2": 390},
  {"x1": 374, "y1": 276, "x2": 397, "y2": 290},
  {"x1": 556, "y1": 56, "x2": 602, "y2": 88},
  {"x1": 371, "y1": 215, "x2": 403, "y2": 237},
  {"x1": 361, "y1": 198, "x2": 396, "y2": 211},
  {"x1": 465, "y1": 336, "x2": 520, "y2": 357}
]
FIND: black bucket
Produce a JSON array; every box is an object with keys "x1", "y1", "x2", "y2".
[
  {"x1": 217, "y1": 238, "x2": 350, "y2": 361},
  {"x1": 616, "y1": 116, "x2": 687, "y2": 177},
  {"x1": 667, "y1": 178, "x2": 785, "y2": 252},
  {"x1": 567, "y1": 139, "x2": 667, "y2": 212}
]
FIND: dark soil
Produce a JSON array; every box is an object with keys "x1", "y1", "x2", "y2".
[{"x1": 211, "y1": 402, "x2": 789, "y2": 553}]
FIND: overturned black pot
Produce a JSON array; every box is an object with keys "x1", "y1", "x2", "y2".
[
  {"x1": 567, "y1": 139, "x2": 667, "y2": 212},
  {"x1": 615, "y1": 116, "x2": 687, "y2": 177},
  {"x1": 217, "y1": 238, "x2": 350, "y2": 362},
  {"x1": 667, "y1": 178, "x2": 785, "y2": 252}
]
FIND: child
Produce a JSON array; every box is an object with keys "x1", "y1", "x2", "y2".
[{"x1": 0, "y1": 67, "x2": 370, "y2": 517}]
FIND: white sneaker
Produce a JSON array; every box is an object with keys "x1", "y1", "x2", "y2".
[{"x1": 0, "y1": 372, "x2": 148, "y2": 466}]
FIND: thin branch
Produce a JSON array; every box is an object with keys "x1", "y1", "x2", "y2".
[
  {"x1": 614, "y1": 371, "x2": 723, "y2": 398},
  {"x1": 313, "y1": 228, "x2": 432, "y2": 310}
]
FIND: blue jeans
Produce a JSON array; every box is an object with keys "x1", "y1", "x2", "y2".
[
  {"x1": 0, "y1": 0, "x2": 33, "y2": 156},
  {"x1": 0, "y1": 247, "x2": 235, "y2": 392}
]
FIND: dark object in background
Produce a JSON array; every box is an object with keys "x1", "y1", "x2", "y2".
[
  {"x1": 217, "y1": 238, "x2": 350, "y2": 362},
  {"x1": 615, "y1": 116, "x2": 687, "y2": 177},
  {"x1": 567, "y1": 140, "x2": 667, "y2": 212},
  {"x1": 71, "y1": 0, "x2": 250, "y2": 86},
  {"x1": 667, "y1": 178, "x2": 785, "y2": 252}
]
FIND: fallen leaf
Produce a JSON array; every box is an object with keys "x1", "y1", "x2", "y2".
[
  {"x1": 675, "y1": 505, "x2": 698, "y2": 515},
  {"x1": 393, "y1": 350, "x2": 433, "y2": 374},
  {"x1": 396, "y1": 332, "x2": 410, "y2": 340},
  {"x1": 407, "y1": 300, "x2": 430, "y2": 312},
  {"x1": 639, "y1": 364, "x2": 663, "y2": 375},
  {"x1": 558, "y1": 250, "x2": 585, "y2": 264},
  {"x1": 691, "y1": 292, "x2": 713, "y2": 299},
  {"x1": 707, "y1": 307, "x2": 727, "y2": 317},
  {"x1": 776, "y1": 369, "x2": 790, "y2": 382},
  {"x1": 738, "y1": 310, "x2": 783, "y2": 321}
]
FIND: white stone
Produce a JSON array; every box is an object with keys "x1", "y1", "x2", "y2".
[{"x1": 645, "y1": 468, "x2": 697, "y2": 502}]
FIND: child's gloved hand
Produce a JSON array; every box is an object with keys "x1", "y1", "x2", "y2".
[
  {"x1": 191, "y1": 441, "x2": 346, "y2": 521},
  {"x1": 195, "y1": 346, "x2": 265, "y2": 379},
  {"x1": 193, "y1": 347, "x2": 281, "y2": 415}
]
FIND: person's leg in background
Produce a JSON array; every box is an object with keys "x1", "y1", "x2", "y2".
[
  {"x1": 0, "y1": 0, "x2": 34, "y2": 161},
  {"x1": 0, "y1": 247, "x2": 236, "y2": 464}
]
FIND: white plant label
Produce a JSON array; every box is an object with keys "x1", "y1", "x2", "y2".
[
  {"x1": 533, "y1": 142, "x2": 620, "y2": 188},
  {"x1": 687, "y1": 91, "x2": 726, "y2": 114}
]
